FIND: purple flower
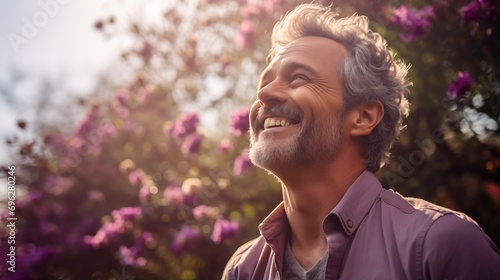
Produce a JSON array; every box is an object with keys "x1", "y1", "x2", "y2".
[
  {"x1": 119, "y1": 232, "x2": 148, "y2": 266},
  {"x1": 230, "y1": 108, "x2": 250, "y2": 135},
  {"x1": 99, "y1": 120, "x2": 116, "y2": 137},
  {"x1": 113, "y1": 207, "x2": 142, "y2": 221},
  {"x1": 181, "y1": 133, "x2": 203, "y2": 156},
  {"x1": 170, "y1": 112, "x2": 199, "y2": 140},
  {"x1": 233, "y1": 149, "x2": 253, "y2": 175},
  {"x1": 139, "y1": 185, "x2": 151, "y2": 201},
  {"x1": 164, "y1": 185, "x2": 186, "y2": 204},
  {"x1": 193, "y1": 205, "x2": 218, "y2": 221},
  {"x1": 101, "y1": 221, "x2": 124, "y2": 237},
  {"x1": 128, "y1": 168, "x2": 146, "y2": 186},
  {"x1": 84, "y1": 207, "x2": 142, "y2": 248},
  {"x1": 119, "y1": 244, "x2": 146, "y2": 267},
  {"x1": 217, "y1": 138, "x2": 234, "y2": 153},
  {"x1": 171, "y1": 225, "x2": 200, "y2": 255},
  {"x1": 84, "y1": 221, "x2": 121, "y2": 248},
  {"x1": 235, "y1": 20, "x2": 256, "y2": 50},
  {"x1": 447, "y1": 71, "x2": 474, "y2": 100},
  {"x1": 119, "y1": 246, "x2": 135, "y2": 265},
  {"x1": 68, "y1": 134, "x2": 102, "y2": 157},
  {"x1": 460, "y1": 0, "x2": 498, "y2": 25},
  {"x1": 211, "y1": 219, "x2": 239, "y2": 243},
  {"x1": 391, "y1": 4, "x2": 435, "y2": 42},
  {"x1": 140, "y1": 231, "x2": 156, "y2": 247},
  {"x1": 461, "y1": 2, "x2": 481, "y2": 23},
  {"x1": 74, "y1": 105, "x2": 100, "y2": 138}
]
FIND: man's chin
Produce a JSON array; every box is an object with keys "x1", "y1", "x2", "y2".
[{"x1": 249, "y1": 146, "x2": 294, "y2": 172}]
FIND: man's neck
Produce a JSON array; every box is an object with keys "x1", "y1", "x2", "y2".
[{"x1": 279, "y1": 160, "x2": 366, "y2": 270}]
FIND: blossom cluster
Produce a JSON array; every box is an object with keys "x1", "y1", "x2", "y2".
[
  {"x1": 84, "y1": 207, "x2": 142, "y2": 249},
  {"x1": 390, "y1": 4, "x2": 435, "y2": 42},
  {"x1": 230, "y1": 107, "x2": 250, "y2": 136},
  {"x1": 447, "y1": 71, "x2": 474, "y2": 100},
  {"x1": 167, "y1": 112, "x2": 204, "y2": 156},
  {"x1": 234, "y1": 0, "x2": 286, "y2": 50},
  {"x1": 460, "y1": 0, "x2": 498, "y2": 24},
  {"x1": 119, "y1": 231, "x2": 155, "y2": 267}
]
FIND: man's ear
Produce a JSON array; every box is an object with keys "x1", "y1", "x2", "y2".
[{"x1": 350, "y1": 100, "x2": 384, "y2": 136}]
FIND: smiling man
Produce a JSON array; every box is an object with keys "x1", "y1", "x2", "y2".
[{"x1": 222, "y1": 3, "x2": 500, "y2": 280}]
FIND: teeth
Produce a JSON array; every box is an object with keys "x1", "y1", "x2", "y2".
[
  {"x1": 270, "y1": 119, "x2": 276, "y2": 127},
  {"x1": 264, "y1": 118, "x2": 292, "y2": 129}
]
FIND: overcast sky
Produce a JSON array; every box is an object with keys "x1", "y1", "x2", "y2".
[{"x1": 0, "y1": 0, "x2": 175, "y2": 165}]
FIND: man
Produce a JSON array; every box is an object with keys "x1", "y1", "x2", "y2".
[{"x1": 223, "y1": 3, "x2": 500, "y2": 280}]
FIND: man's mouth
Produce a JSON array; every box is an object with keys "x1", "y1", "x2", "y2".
[
  {"x1": 253, "y1": 103, "x2": 303, "y2": 133},
  {"x1": 263, "y1": 117, "x2": 294, "y2": 129}
]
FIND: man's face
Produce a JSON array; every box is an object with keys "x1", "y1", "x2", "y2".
[{"x1": 249, "y1": 36, "x2": 348, "y2": 171}]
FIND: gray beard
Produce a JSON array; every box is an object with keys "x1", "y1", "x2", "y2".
[{"x1": 249, "y1": 112, "x2": 343, "y2": 171}]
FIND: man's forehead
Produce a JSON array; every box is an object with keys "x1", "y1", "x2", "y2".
[{"x1": 263, "y1": 36, "x2": 347, "y2": 75}]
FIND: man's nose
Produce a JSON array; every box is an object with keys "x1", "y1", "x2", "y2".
[{"x1": 256, "y1": 81, "x2": 288, "y2": 107}]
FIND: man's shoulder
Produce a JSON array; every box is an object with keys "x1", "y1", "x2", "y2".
[
  {"x1": 376, "y1": 189, "x2": 500, "y2": 278},
  {"x1": 379, "y1": 188, "x2": 476, "y2": 224},
  {"x1": 222, "y1": 236, "x2": 271, "y2": 279},
  {"x1": 376, "y1": 188, "x2": 484, "y2": 243},
  {"x1": 229, "y1": 236, "x2": 268, "y2": 262}
]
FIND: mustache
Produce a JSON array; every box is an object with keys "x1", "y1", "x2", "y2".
[{"x1": 255, "y1": 103, "x2": 304, "y2": 124}]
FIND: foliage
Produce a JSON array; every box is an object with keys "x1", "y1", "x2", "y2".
[{"x1": 1, "y1": 0, "x2": 499, "y2": 279}]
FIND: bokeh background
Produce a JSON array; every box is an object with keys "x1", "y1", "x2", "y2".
[{"x1": 0, "y1": 0, "x2": 499, "y2": 279}]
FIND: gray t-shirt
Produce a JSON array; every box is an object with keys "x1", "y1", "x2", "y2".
[{"x1": 283, "y1": 241, "x2": 329, "y2": 280}]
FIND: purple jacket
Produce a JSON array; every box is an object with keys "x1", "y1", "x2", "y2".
[{"x1": 222, "y1": 171, "x2": 500, "y2": 279}]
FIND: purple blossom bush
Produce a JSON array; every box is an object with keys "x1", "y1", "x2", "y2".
[
  {"x1": 460, "y1": 0, "x2": 498, "y2": 24},
  {"x1": 181, "y1": 132, "x2": 204, "y2": 156},
  {"x1": 171, "y1": 225, "x2": 201, "y2": 256},
  {"x1": 230, "y1": 107, "x2": 250, "y2": 136},
  {"x1": 217, "y1": 138, "x2": 234, "y2": 153},
  {"x1": 391, "y1": 4, "x2": 435, "y2": 42},
  {"x1": 235, "y1": 20, "x2": 257, "y2": 50},
  {"x1": 233, "y1": 149, "x2": 254, "y2": 175},
  {"x1": 211, "y1": 219, "x2": 240, "y2": 244},
  {"x1": 459, "y1": 0, "x2": 500, "y2": 35},
  {"x1": 447, "y1": 71, "x2": 474, "y2": 100},
  {"x1": 169, "y1": 112, "x2": 200, "y2": 140}
]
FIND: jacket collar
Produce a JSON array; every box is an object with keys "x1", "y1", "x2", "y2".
[
  {"x1": 259, "y1": 170, "x2": 383, "y2": 239},
  {"x1": 327, "y1": 170, "x2": 383, "y2": 235}
]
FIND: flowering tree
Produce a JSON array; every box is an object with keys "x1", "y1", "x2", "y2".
[{"x1": 1, "y1": 0, "x2": 499, "y2": 279}]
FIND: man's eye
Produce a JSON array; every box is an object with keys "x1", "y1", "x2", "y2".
[{"x1": 291, "y1": 74, "x2": 308, "y2": 83}]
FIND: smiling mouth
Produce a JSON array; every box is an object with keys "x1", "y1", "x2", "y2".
[{"x1": 263, "y1": 117, "x2": 297, "y2": 130}]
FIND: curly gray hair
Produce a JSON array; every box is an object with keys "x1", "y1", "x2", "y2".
[{"x1": 268, "y1": 3, "x2": 411, "y2": 172}]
